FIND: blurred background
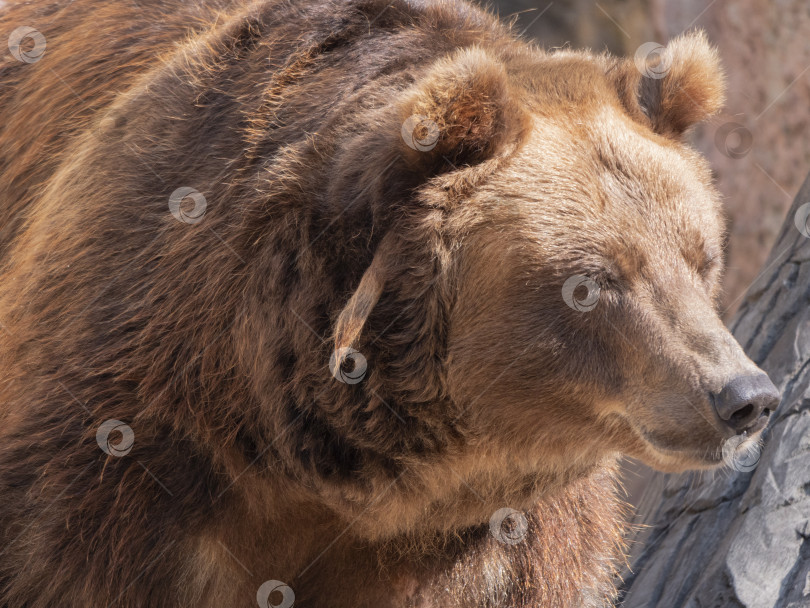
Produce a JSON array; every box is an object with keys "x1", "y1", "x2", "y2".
[{"x1": 486, "y1": 0, "x2": 810, "y2": 505}]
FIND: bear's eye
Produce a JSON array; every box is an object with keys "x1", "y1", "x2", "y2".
[
  {"x1": 699, "y1": 249, "x2": 721, "y2": 278},
  {"x1": 682, "y1": 239, "x2": 720, "y2": 279}
]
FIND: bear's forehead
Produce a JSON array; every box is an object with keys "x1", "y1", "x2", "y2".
[
  {"x1": 472, "y1": 107, "x2": 723, "y2": 273},
  {"x1": 511, "y1": 108, "x2": 720, "y2": 219}
]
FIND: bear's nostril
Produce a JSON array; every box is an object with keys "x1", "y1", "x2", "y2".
[
  {"x1": 712, "y1": 373, "x2": 780, "y2": 435},
  {"x1": 728, "y1": 403, "x2": 754, "y2": 427}
]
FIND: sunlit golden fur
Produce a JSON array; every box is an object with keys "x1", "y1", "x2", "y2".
[{"x1": 0, "y1": 0, "x2": 763, "y2": 606}]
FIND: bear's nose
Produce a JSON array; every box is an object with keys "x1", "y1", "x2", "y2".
[{"x1": 712, "y1": 374, "x2": 780, "y2": 435}]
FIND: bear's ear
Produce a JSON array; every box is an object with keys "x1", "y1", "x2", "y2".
[
  {"x1": 395, "y1": 46, "x2": 531, "y2": 173},
  {"x1": 328, "y1": 47, "x2": 531, "y2": 226},
  {"x1": 612, "y1": 31, "x2": 725, "y2": 138}
]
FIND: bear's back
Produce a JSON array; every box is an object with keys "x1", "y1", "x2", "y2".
[{"x1": 0, "y1": 0, "x2": 506, "y2": 258}]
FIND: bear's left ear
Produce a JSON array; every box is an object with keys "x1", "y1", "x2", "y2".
[
  {"x1": 394, "y1": 46, "x2": 532, "y2": 174},
  {"x1": 610, "y1": 31, "x2": 726, "y2": 138},
  {"x1": 331, "y1": 46, "x2": 532, "y2": 203}
]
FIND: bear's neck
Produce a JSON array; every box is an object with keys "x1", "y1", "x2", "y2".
[{"x1": 195, "y1": 459, "x2": 626, "y2": 608}]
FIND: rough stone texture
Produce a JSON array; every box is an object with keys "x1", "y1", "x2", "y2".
[{"x1": 619, "y1": 172, "x2": 810, "y2": 608}]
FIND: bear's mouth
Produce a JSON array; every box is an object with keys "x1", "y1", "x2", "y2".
[
  {"x1": 632, "y1": 422, "x2": 763, "y2": 471},
  {"x1": 626, "y1": 394, "x2": 772, "y2": 472}
]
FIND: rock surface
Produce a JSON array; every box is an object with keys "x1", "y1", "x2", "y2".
[{"x1": 619, "y1": 172, "x2": 810, "y2": 608}]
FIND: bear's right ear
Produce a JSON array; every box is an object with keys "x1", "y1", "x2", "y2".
[{"x1": 608, "y1": 31, "x2": 726, "y2": 138}]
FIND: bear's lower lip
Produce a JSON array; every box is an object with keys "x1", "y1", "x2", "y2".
[
  {"x1": 635, "y1": 424, "x2": 731, "y2": 467},
  {"x1": 648, "y1": 441, "x2": 726, "y2": 469}
]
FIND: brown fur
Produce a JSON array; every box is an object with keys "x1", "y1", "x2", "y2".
[{"x1": 0, "y1": 0, "x2": 766, "y2": 606}]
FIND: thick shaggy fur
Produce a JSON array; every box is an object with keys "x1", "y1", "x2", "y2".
[{"x1": 0, "y1": 0, "x2": 763, "y2": 606}]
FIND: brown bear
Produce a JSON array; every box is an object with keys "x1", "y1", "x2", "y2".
[{"x1": 0, "y1": 0, "x2": 781, "y2": 606}]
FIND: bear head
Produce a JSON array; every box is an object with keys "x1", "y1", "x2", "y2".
[{"x1": 330, "y1": 30, "x2": 780, "y2": 507}]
